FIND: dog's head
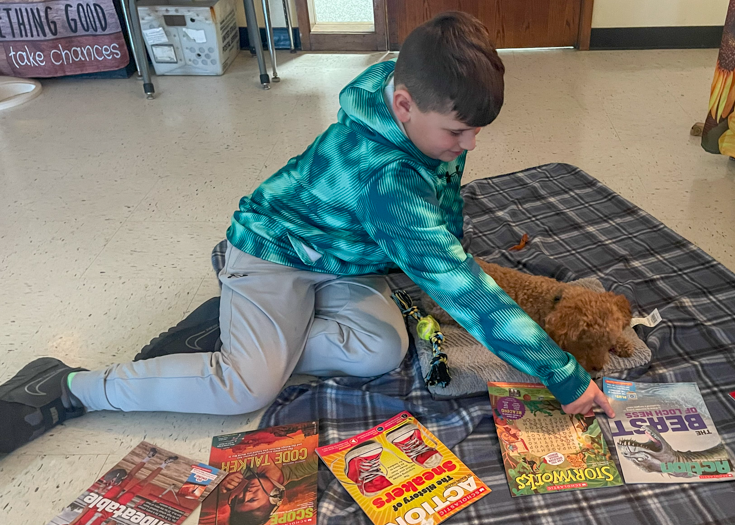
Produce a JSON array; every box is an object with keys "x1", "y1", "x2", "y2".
[{"x1": 544, "y1": 288, "x2": 632, "y2": 374}]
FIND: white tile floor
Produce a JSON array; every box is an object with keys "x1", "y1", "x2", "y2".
[{"x1": 1, "y1": 48, "x2": 734, "y2": 524}]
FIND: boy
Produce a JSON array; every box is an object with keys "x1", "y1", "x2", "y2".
[{"x1": 0, "y1": 12, "x2": 613, "y2": 454}]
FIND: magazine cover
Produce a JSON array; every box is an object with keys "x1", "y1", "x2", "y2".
[
  {"x1": 46, "y1": 441, "x2": 225, "y2": 525},
  {"x1": 198, "y1": 422, "x2": 319, "y2": 525},
  {"x1": 603, "y1": 378, "x2": 734, "y2": 483},
  {"x1": 316, "y1": 411, "x2": 490, "y2": 525},
  {"x1": 487, "y1": 381, "x2": 622, "y2": 497}
]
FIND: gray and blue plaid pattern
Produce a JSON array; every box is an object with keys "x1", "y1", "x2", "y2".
[{"x1": 247, "y1": 163, "x2": 735, "y2": 524}]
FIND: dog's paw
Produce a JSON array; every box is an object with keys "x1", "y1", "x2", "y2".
[{"x1": 612, "y1": 336, "x2": 636, "y2": 358}]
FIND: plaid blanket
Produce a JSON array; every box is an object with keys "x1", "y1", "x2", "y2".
[{"x1": 223, "y1": 163, "x2": 735, "y2": 524}]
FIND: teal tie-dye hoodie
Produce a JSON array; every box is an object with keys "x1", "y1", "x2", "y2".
[{"x1": 227, "y1": 60, "x2": 590, "y2": 404}]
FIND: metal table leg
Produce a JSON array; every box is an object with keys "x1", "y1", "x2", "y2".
[
  {"x1": 282, "y1": 0, "x2": 296, "y2": 53},
  {"x1": 243, "y1": 0, "x2": 270, "y2": 89},
  {"x1": 127, "y1": 0, "x2": 155, "y2": 98},
  {"x1": 261, "y1": 0, "x2": 279, "y2": 81},
  {"x1": 283, "y1": 0, "x2": 296, "y2": 53},
  {"x1": 119, "y1": 0, "x2": 142, "y2": 75}
]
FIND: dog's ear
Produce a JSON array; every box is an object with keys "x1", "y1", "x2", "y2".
[{"x1": 544, "y1": 308, "x2": 583, "y2": 350}]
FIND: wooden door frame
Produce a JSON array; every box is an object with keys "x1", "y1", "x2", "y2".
[
  {"x1": 295, "y1": 0, "x2": 389, "y2": 51},
  {"x1": 577, "y1": 0, "x2": 594, "y2": 51}
]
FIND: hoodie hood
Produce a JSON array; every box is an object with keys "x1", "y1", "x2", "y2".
[{"x1": 338, "y1": 60, "x2": 443, "y2": 169}]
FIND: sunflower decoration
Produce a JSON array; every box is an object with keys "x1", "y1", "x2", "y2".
[
  {"x1": 719, "y1": 112, "x2": 735, "y2": 155},
  {"x1": 710, "y1": 27, "x2": 735, "y2": 122},
  {"x1": 707, "y1": 1, "x2": 735, "y2": 156}
]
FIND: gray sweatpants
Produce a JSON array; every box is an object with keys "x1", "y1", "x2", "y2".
[{"x1": 71, "y1": 243, "x2": 409, "y2": 415}]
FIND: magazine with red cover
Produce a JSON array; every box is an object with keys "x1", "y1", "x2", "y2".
[
  {"x1": 45, "y1": 441, "x2": 225, "y2": 525},
  {"x1": 198, "y1": 422, "x2": 319, "y2": 525}
]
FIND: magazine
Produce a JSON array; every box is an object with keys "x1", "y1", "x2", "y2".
[
  {"x1": 46, "y1": 441, "x2": 225, "y2": 525},
  {"x1": 487, "y1": 381, "x2": 622, "y2": 497},
  {"x1": 316, "y1": 411, "x2": 490, "y2": 525},
  {"x1": 603, "y1": 378, "x2": 734, "y2": 483},
  {"x1": 198, "y1": 422, "x2": 319, "y2": 525}
]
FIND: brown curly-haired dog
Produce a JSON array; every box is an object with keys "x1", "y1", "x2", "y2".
[{"x1": 422, "y1": 259, "x2": 635, "y2": 373}]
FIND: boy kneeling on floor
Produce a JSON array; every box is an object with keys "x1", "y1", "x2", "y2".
[{"x1": 0, "y1": 11, "x2": 613, "y2": 455}]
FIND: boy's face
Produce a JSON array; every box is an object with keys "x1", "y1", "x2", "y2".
[{"x1": 393, "y1": 87, "x2": 482, "y2": 162}]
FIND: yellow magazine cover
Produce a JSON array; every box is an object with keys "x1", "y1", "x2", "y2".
[{"x1": 316, "y1": 411, "x2": 490, "y2": 525}]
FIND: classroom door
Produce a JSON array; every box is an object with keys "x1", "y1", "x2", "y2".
[
  {"x1": 386, "y1": 0, "x2": 594, "y2": 50},
  {"x1": 295, "y1": 0, "x2": 390, "y2": 51}
]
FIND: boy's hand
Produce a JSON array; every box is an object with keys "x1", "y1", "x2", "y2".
[{"x1": 561, "y1": 380, "x2": 615, "y2": 418}]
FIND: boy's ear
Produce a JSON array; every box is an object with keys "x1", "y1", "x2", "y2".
[{"x1": 392, "y1": 88, "x2": 413, "y2": 123}]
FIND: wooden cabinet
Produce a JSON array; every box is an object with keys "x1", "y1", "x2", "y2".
[{"x1": 386, "y1": 0, "x2": 593, "y2": 50}]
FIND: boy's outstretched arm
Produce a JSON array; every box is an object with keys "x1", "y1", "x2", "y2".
[{"x1": 357, "y1": 164, "x2": 612, "y2": 414}]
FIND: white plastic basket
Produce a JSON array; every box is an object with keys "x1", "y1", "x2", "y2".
[{"x1": 0, "y1": 77, "x2": 42, "y2": 111}]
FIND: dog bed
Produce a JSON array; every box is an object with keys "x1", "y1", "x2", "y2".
[{"x1": 386, "y1": 272, "x2": 652, "y2": 400}]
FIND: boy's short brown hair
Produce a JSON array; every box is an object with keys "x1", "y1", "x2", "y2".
[{"x1": 394, "y1": 11, "x2": 505, "y2": 127}]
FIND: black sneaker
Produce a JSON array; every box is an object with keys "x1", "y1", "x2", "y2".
[
  {"x1": 0, "y1": 357, "x2": 87, "y2": 454},
  {"x1": 134, "y1": 296, "x2": 221, "y2": 361}
]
